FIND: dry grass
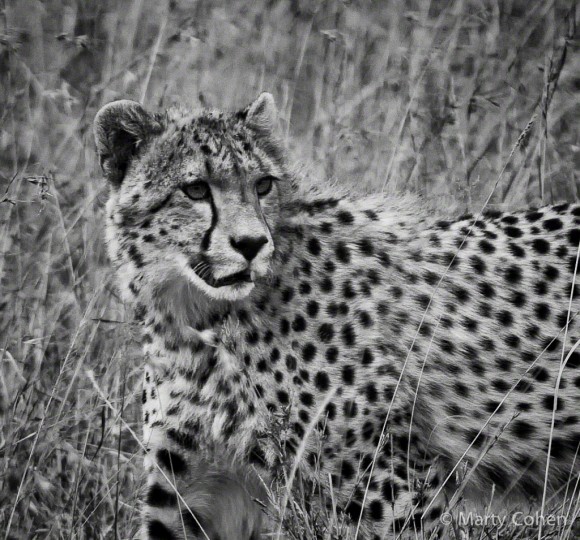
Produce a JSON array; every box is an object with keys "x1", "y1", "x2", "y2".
[{"x1": 0, "y1": 0, "x2": 579, "y2": 538}]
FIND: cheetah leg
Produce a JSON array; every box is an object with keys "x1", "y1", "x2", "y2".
[
  {"x1": 340, "y1": 454, "x2": 447, "y2": 539},
  {"x1": 141, "y1": 425, "x2": 265, "y2": 540}
]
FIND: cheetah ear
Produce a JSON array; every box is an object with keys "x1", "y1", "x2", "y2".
[
  {"x1": 243, "y1": 92, "x2": 278, "y2": 134},
  {"x1": 94, "y1": 100, "x2": 163, "y2": 186}
]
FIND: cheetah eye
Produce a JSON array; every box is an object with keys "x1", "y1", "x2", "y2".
[
  {"x1": 183, "y1": 181, "x2": 210, "y2": 201},
  {"x1": 256, "y1": 176, "x2": 275, "y2": 197}
]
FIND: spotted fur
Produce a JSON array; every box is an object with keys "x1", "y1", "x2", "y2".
[{"x1": 95, "y1": 94, "x2": 580, "y2": 539}]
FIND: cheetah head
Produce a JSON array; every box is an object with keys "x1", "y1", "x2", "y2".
[{"x1": 95, "y1": 93, "x2": 289, "y2": 302}]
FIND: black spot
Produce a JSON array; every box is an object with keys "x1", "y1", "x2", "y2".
[
  {"x1": 341, "y1": 460, "x2": 355, "y2": 480},
  {"x1": 325, "y1": 402, "x2": 337, "y2": 420},
  {"x1": 280, "y1": 318, "x2": 290, "y2": 335},
  {"x1": 505, "y1": 265, "x2": 522, "y2": 284},
  {"x1": 365, "y1": 383, "x2": 378, "y2": 403},
  {"x1": 429, "y1": 234, "x2": 441, "y2": 247},
  {"x1": 378, "y1": 251, "x2": 391, "y2": 268},
  {"x1": 246, "y1": 330, "x2": 259, "y2": 345},
  {"x1": 424, "y1": 270, "x2": 439, "y2": 285},
  {"x1": 502, "y1": 215, "x2": 519, "y2": 224},
  {"x1": 556, "y1": 245, "x2": 569, "y2": 258},
  {"x1": 249, "y1": 445, "x2": 268, "y2": 468},
  {"x1": 554, "y1": 203, "x2": 570, "y2": 213},
  {"x1": 320, "y1": 221, "x2": 333, "y2": 234},
  {"x1": 530, "y1": 366, "x2": 550, "y2": 382},
  {"x1": 462, "y1": 317, "x2": 478, "y2": 332},
  {"x1": 318, "y1": 323, "x2": 335, "y2": 343},
  {"x1": 479, "y1": 239, "x2": 495, "y2": 253},
  {"x1": 342, "y1": 280, "x2": 357, "y2": 299},
  {"x1": 282, "y1": 287, "x2": 295, "y2": 303},
  {"x1": 479, "y1": 282, "x2": 496, "y2": 298},
  {"x1": 342, "y1": 365, "x2": 356, "y2": 385},
  {"x1": 300, "y1": 392, "x2": 314, "y2": 407},
  {"x1": 286, "y1": 354, "x2": 297, "y2": 371},
  {"x1": 344, "y1": 500, "x2": 363, "y2": 521},
  {"x1": 496, "y1": 358, "x2": 512, "y2": 372},
  {"x1": 299, "y1": 281, "x2": 312, "y2": 295},
  {"x1": 326, "y1": 347, "x2": 338, "y2": 364},
  {"x1": 505, "y1": 334, "x2": 521, "y2": 348},
  {"x1": 358, "y1": 310, "x2": 373, "y2": 327},
  {"x1": 419, "y1": 322, "x2": 432, "y2": 337},
  {"x1": 307, "y1": 238, "x2": 321, "y2": 255},
  {"x1": 367, "y1": 268, "x2": 381, "y2": 285},
  {"x1": 315, "y1": 371, "x2": 330, "y2": 391},
  {"x1": 568, "y1": 229, "x2": 580, "y2": 247},
  {"x1": 510, "y1": 291, "x2": 526, "y2": 307},
  {"x1": 531, "y1": 238, "x2": 550, "y2": 254},
  {"x1": 416, "y1": 294, "x2": 430, "y2": 310},
  {"x1": 335, "y1": 242, "x2": 351, "y2": 263},
  {"x1": 512, "y1": 419, "x2": 536, "y2": 439},
  {"x1": 167, "y1": 429, "x2": 198, "y2": 450},
  {"x1": 497, "y1": 310, "x2": 513, "y2": 326},
  {"x1": 341, "y1": 324, "x2": 356, "y2": 346},
  {"x1": 147, "y1": 484, "x2": 178, "y2": 507},
  {"x1": 505, "y1": 226, "x2": 523, "y2": 238},
  {"x1": 508, "y1": 243, "x2": 526, "y2": 258},
  {"x1": 361, "y1": 348, "x2": 374, "y2": 365},
  {"x1": 292, "y1": 314, "x2": 307, "y2": 332},
  {"x1": 306, "y1": 300, "x2": 319, "y2": 318},
  {"x1": 440, "y1": 339, "x2": 455, "y2": 354},
  {"x1": 127, "y1": 244, "x2": 145, "y2": 267},
  {"x1": 484, "y1": 209, "x2": 503, "y2": 219},
  {"x1": 442, "y1": 251, "x2": 459, "y2": 268},
  {"x1": 493, "y1": 379, "x2": 511, "y2": 393},
  {"x1": 277, "y1": 390, "x2": 289, "y2": 405},
  {"x1": 526, "y1": 210, "x2": 543, "y2": 222},
  {"x1": 485, "y1": 400, "x2": 502, "y2": 414},
  {"x1": 535, "y1": 303, "x2": 551, "y2": 321},
  {"x1": 321, "y1": 277, "x2": 334, "y2": 293},
  {"x1": 381, "y1": 479, "x2": 400, "y2": 502},
  {"x1": 470, "y1": 255, "x2": 486, "y2": 273},
  {"x1": 568, "y1": 351, "x2": 580, "y2": 369},
  {"x1": 455, "y1": 382, "x2": 469, "y2": 397},
  {"x1": 337, "y1": 210, "x2": 354, "y2": 224},
  {"x1": 303, "y1": 343, "x2": 317, "y2": 362},
  {"x1": 358, "y1": 238, "x2": 374, "y2": 256},
  {"x1": 324, "y1": 259, "x2": 336, "y2": 273},
  {"x1": 453, "y1": 286, "x2": 470, "y2": 303},
  {"x1": 156, "y1": 449, "x2": 187, "y2": 474},
  {"x1": 535, "y1": 281, "x2": 548, "y2": 295},
  {"x1": 391, "y1": 286, "x2": 403, "y2": 299},
  {"x1": 148, "y1": 520, "x2": 175, "y2": 539},
  {"x1": 543, "y1": 218, "x2": 563, "y2": 231},
  {"x1": 369, "y1": 500, "x2": 384, "y2": 521},
  {"x1": 550, "y1": 437, "x2": 574, "y2": 459}
]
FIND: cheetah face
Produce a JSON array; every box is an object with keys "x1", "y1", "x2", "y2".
[{"x1": 95, "y1": 93, "x2": 289, "y2": 301}]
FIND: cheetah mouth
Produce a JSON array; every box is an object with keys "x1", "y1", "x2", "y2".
[{"x1": 196, "y1": 267, "x2": 253, "y2": 288}]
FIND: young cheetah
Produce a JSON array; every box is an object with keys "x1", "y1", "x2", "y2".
[{"x1": 94, "y1": 93, "x2": 580, "y2": 539}]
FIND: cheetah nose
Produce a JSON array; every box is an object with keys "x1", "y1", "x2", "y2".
[{"x1": 230, "y1": 235, "x2": 268, "y2": 261}]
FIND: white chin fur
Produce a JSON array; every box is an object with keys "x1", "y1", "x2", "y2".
[{"x1": 180, "y1": 261, "x2": 255, "y2": 301}]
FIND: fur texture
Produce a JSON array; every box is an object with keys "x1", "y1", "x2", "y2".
[{"x1": 95, "y1": 94, "x2": 580, "y2": 539}]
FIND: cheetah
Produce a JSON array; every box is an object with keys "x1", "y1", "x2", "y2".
[{"x1": 94, "y1": 93, "x2": 580, "y2": 539}]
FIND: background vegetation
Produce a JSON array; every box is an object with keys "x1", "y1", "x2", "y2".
[{"x1": 0, "y1": 0, "x2": 578, "y2": 538}]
